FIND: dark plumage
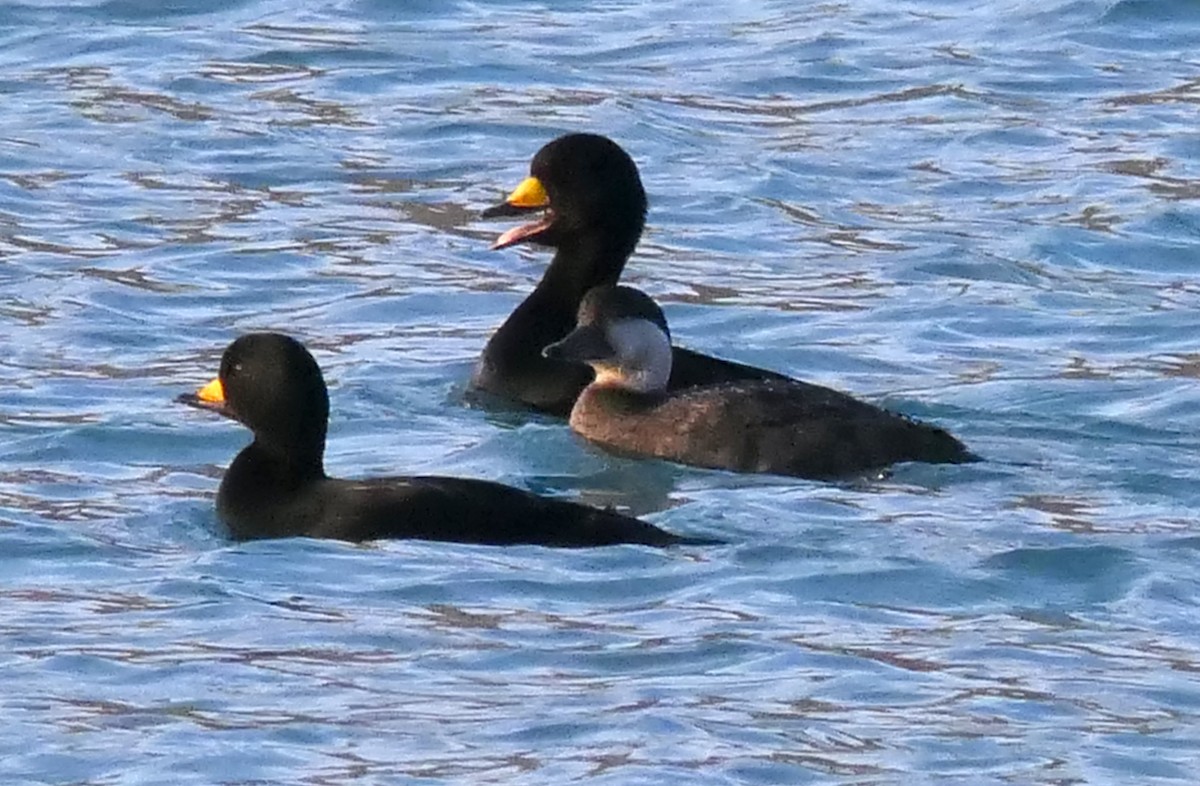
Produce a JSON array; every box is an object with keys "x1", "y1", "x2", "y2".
[
  {"x1": 544, "y1": 286, "x2": 977, "y2": 480},
  {"x1": 473, "y1": 132, "x2": 791, "y2": 415},
  {"x1": 179, "y1": 332, "x2": 710, "y2": 547}
]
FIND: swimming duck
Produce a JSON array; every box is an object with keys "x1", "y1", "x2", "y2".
[
  {"x1": 179, "y1": 332, "x2": 708, "y2": 547},
  {"x1": 543, "y1": 286, "x2": 976, "y2": 479},
  {"x1": 474, "y1": 132, "x2": 791, "y2": 415}
]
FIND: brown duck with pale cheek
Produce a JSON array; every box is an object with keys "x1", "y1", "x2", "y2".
[
  {"x1": 474, "y1": 133, "x2": 791, "y2": 416},
  {"x1": 544, "y1": 286, "x2": 977, "y2": 480},
  {"x1": 179, "y1": 332, "x2": 716, "y2": 547}
]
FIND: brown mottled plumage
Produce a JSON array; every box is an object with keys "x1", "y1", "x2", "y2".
[{"x1": 545, "y1": 286, "x2": 977, "y2": 480}]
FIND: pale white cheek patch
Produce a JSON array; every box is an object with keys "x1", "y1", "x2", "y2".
[
  {"x1": 591, "y1": 365, "x2": 627, "y2": 388},
  {"x1": 590, "y1": 319, "x2": 672, "y2": 393}
]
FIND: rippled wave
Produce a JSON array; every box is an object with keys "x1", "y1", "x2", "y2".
[{"x1": 1, "y1": 0, "x2": 1199, "y2": 783}]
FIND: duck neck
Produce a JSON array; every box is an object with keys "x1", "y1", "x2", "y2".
[
  {"x1": 239, "y1": 434, "x2": 327, "y2": 489},
  {"x1": 528, "y1": 233, "x2": 632, "y2": 320}
]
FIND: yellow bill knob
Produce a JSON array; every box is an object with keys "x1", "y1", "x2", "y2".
[
  {"x1": 196, "y1": 377, "x2": 226, "y2": 404},
  {"x1": 505, "y1": 176, "x2": 549, "y2": 209}
]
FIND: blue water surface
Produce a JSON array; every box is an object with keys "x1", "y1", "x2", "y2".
[{"x1": 2, "y1": 0, "x2": 1199, "y2": 783}]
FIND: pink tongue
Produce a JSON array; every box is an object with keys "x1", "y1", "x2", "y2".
[{"x1": 491, "y1": 215, "x2": 553, "y2": 250}]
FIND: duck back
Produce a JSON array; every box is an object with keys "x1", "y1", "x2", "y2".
[{"x1": 570, "y1": 380, "x2": 974, "y2": 479}]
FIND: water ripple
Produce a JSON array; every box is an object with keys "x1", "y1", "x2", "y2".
[{"x1": 1, "y1": 0, "x2": 1198, "y2": 783}]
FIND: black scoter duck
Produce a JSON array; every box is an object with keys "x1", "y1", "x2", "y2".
[
  {"x1": 180, "y1": 332, "x2": 708, "y2": 547},
  {"x1": 543, "y1": 285, "x2": 976, "y2": 479},
  {"x1": 473, "y1": 132, "x2": 791, "y2": 415}
]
